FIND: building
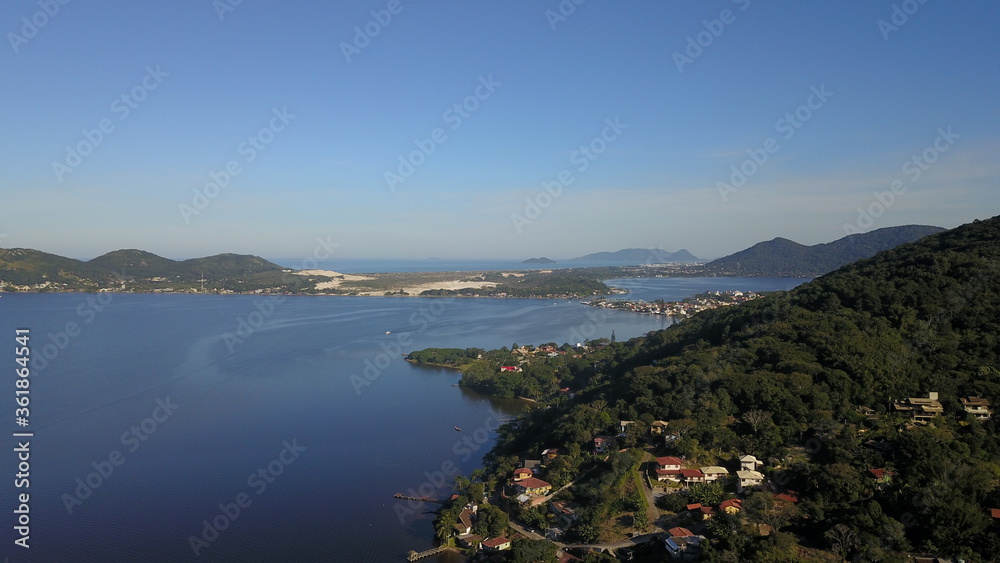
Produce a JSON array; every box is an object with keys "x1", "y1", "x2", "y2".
[
  {"x1": 523, "y1": 459, "x2": 543, "y2": 473},
  {"x1": 654, "y1": 456, "x2": 685, "y2": 482},
  {"x1": 513, "y1": 477, "x2": 552, "y2": 496},
  {"x1": 736, "y1": 470, "x2": 765, "y2": 493},
  {"x1": 679, "y1": 468, "x2": 706, "y2": 486},
  {"x1": 738, "y1": 455, "x2": 763, "y2": 471},
  {"x1": 664, "y1": 529, "x2": 704, "y2": 561},
  {"x1": 593, "y1": 436, "x2": 614, "y2": 454},
  {"x1": 482, "y1": 536, "x2": 512, "y2": 551},
  {"x1": 701, "y1": 466, "x2": 729, "y2": 482},
  {"x1": 550, "y1": 500, "x2": 578, "y2": 527},
  {"x1": 960, "y1": 396, "x2": 992, "y2": 420},
  {"x1": 453, "y1": 509, "x2": 474, "y2": 536},
  {"x1": 650, "y1": 420, "x2": 669, "y2": 435},
  {"x1": 719, "y1": 498, "x2": 742, "y2": 514},
  {"x1": 512, "y1": 468, "x2": 534, "y2": 481},
  {"x1": 894, "y1": 392, "x2": 944, "y2": 423}
]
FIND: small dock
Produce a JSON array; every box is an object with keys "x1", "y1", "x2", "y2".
[
  {"x1": 394, "y1": 493, "x2": 445, "y2": 504},
  {"x1": 407, "y1": 545, "x2": 450, "y2": 561}
]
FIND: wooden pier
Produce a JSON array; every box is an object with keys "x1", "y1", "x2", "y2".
[
  {"x1": 393, "y1": 493, "x2": 445, "y2": 504},
  {"x1": 407, "y1": 545, "x2": 450, "y2": 561}
]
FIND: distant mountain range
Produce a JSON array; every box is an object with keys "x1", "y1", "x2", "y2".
[
  {"x1": 0, "y1": 248, "x2": 287, "y2": 289},
  {"x1": 571, "y1": 248, "x2": 700, "y2": 264},
  {"x1": 705, "y1": 224, "x2": 945, "y2": 277}
]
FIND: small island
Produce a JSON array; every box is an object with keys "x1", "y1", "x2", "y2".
[{"x1": 521, "y1": 257, "x2": 557, "y2": 265}]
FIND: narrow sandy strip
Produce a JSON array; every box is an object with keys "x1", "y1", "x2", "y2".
[{"x1": 293, "y1": 269, "x2": 373, "y2": 290}]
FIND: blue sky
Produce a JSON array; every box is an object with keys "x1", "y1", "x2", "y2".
[{"x1": 2, "y1": 1, "x2": 998, "y2": 261}]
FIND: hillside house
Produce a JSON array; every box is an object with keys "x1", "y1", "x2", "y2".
[
  {"x1": 513, "y1": 477, "x2": 552, "y2": 496},
  {"x1": 960, "y1": 396, "x2": 992, "y2": 420},
  {"x1": 513, "y1": 468, "x2": 534, "y2": 481},
  {"x1": 719, "y1": 499, "x2": 742, "y2": 514},
  {"x1": 550, "y1": 500, "x2": 579, "y2": 527},
  {"x1": 679, "y1": 468, "x2": 706, "y2": 486},
  {"x1": 654, "y1": 456, "x2": 685, "y2": 481},
  {"x1": 650, "y1": 420, "x2": 669, "y2": 434},
  {"x1": 739, "y1": 455, "x2": 763, "y2": 471},
  {"x1": 593, "y1": 436, "x2": 614, "y2": 454},
  {"x1": 736, "y1": 470, "x2": 765, "y2": 493},
  {"x1": 701, "y1": 466, "x2": 729, "y2": 482},
  {"x1": 894, "y1": 392, "x2": 944, "y2": 423}
]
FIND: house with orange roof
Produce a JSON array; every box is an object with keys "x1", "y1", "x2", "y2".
[
  {"x1": 512, "y1": 468, "x2": 533, "y2": 481},
  {"x1": 719, "y1": 498, "x2": 742, "y2": 514},
  {"x1": 654, "y1": 456, "x2": 685, "y2": 481},
  {"x1": 482, "y1": 536, "x2": 511, "y2": 551},
  {"x1": 513, "y1": 477, "x2": 552, "y2": 496}
]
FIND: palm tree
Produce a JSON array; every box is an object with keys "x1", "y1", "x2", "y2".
[{"x1": 435, "y1": 512, "x2": 456, "y2": 541}]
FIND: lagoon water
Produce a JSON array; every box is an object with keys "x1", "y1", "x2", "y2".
[{"x1": 0, "y1": 277, "x2": 805, "y2": 561}]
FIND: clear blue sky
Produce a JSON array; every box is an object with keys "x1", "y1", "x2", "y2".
[{"x1": 2, "y1": 1, "x2": 998, "y2": 261}]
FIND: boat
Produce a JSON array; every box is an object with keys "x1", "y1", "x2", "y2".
[
  {"x1": 385, "y1": 330, "x2": 391, "y2": 334},
  {"x1": 454, "y1": 426, "x2": 462, "y2": 431}
]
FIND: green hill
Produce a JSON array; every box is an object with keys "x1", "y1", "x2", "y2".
[
  {"x1": 0, "y1": 248, "x2": 102, "y2": 285},
  {"x1": 705, "y1": 224, "x2": 945, "y2": 276},
  {"x1": 457, "y1": 216, "x2": 1000, "y2": 560},
  {"x1": 88, "y1": 249, "x2": 183, "y2": 278},
  {"x1": 0, "y1": 248, "x2": 292, "y2": 291}
]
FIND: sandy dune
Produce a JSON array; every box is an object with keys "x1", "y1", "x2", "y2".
[{"x1": 293, "y1": 269, "x2": 373, "y2": 290}]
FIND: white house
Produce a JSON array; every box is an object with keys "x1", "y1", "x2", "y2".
[
  {"x1": 736, "y1": 470, "x2": 764, "y2": 493},
  {"x1": 739, "y1": 455, "x2": 763, "y2": 471},
  {"x1": 701, "y1": 466, "x2": 729, "y2": 482}
]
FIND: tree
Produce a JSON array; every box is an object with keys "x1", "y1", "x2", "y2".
[
  {"x1": 508, "y1": 538, "x2": 558, "y2": 563},
  {"x1": 473, "y1": 504, "x2": 509, "y2": 538},
  {"x1": 824, "y1": 523, "x2": 859, "y2": 560},
  {"x1": 688, "y1": 481, "x2": 726, "y2": 506},
  {"x1": 435, "y1": 510, "x2": 456, "y2": 542},
  {"x1": 742, "y1": 410, "x2": 772, "y2": 435}
]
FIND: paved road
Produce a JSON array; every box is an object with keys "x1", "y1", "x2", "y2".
[
  {"x1": 507, "y1": 518, "x2": 664, "y2": 551},
  {"x1": 638, "y1": 452, "x2": 663, "y2": 526}
]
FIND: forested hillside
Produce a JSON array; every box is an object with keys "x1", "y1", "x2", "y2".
[
  {"x1": 704, "y1": 224, "x2": 944, "y2": 277},
  {"x1": 436, "y1": 216, "x2": 1000, "y2": 561}
]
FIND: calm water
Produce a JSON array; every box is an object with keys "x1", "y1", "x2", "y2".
[
  {"x1": 266, "y1": 258, "x2": 674, "y2": 274},
  {"x1": 0, "y1": 278, "x2": 801, "y2": 561}
]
